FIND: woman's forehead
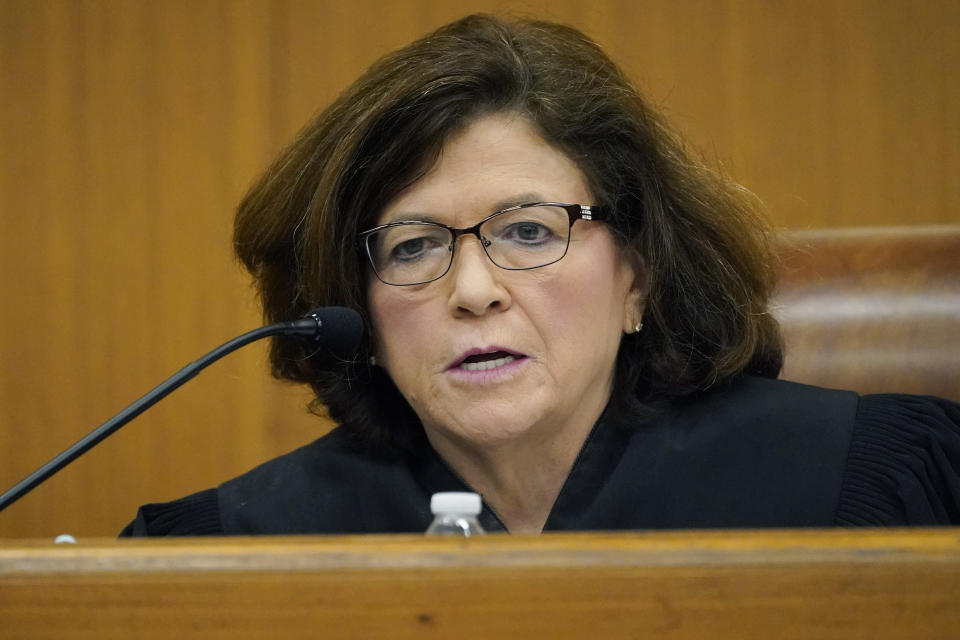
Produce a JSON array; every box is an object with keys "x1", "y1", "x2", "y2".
[{"x1": 374, "y1": 114, "x2": 591, "y2": 227}]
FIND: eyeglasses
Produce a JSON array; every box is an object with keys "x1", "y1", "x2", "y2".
[{"x1": 360, "y1": 202, "x2": 603, "y2": 286}]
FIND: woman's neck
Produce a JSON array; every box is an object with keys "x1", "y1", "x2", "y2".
[{"x1": 424, "y1": 410, "x2": 599, "y2": 534}]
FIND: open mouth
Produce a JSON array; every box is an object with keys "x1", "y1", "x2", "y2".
[
  {"x1": 459, "y1": 351, "x2": 518, "y2": 371},
  {"x1": 451, "y1": 348, "x2": 526, "y2": 372}
]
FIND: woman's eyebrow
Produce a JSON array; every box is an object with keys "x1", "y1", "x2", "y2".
[
  {"x1": 379, "y1": 212, "x2": 443, "y2": 225},
  {"x1": 380, "y1": 193, "x2": 547, "y2": 225},
  {"x1": 491, "y1": 193, "x2": 546, "y2": 211}
]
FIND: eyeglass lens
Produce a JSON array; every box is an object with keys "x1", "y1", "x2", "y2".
[{"x1": 366, "y1": 205, "x2": 573, "y2": 285}]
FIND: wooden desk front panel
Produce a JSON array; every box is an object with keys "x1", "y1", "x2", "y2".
[{"x1": 2, "y1": 529, "x2": 959, "y2": 639}]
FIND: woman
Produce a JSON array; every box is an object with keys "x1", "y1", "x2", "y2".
[{"x1": 123, "y1": 15, "x2": 959, "y2": 536}]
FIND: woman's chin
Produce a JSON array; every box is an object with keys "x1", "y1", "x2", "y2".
[{"x1": 422, "y1": 402, "x2": 555, "y2": 452}]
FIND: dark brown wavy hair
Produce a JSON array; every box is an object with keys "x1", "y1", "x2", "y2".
[{"x1": 234, "y1": 14, "x2": 782, "y2": 450}]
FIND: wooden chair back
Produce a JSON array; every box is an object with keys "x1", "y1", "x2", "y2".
[{"x1": 774, "y1": 226, "x2": 960, "y2": 400}]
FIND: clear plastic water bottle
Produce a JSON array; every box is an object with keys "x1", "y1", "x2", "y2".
[{"x1": 425, "y1": 492, "x2": 485, "y2": 537}]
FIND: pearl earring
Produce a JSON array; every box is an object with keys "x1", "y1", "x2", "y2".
[
  {"x1": 369, "y1": 355, "x2": 377, "y2": 366},
  {"x1": 634, "y1": 321, "x2": 643, "y2": 333}
]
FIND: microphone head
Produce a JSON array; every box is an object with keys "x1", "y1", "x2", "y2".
[{"x1": 303, "y1": 306, "x2": 364, "y2": 363}]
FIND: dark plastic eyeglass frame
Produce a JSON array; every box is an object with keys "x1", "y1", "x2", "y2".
[{"x1": 359, "y1": 202, "x2": 604, "y2": 286}]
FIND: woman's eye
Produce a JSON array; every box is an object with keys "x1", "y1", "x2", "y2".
[
  {"x1": 391, "y1": 236, "x2": 442, "y2": 261},
  {"x1": 393, "y1": 238, "x2": 426, "y2": 259},
  {"x1": 503, "y1": 222, "x2": 552, "y2": 244}
]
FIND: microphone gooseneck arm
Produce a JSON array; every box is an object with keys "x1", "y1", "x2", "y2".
[{"x1": 0, "y1": 310, "x2": 356, "y2": 514}]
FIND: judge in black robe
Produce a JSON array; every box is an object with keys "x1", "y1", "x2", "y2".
[{"x1": 122, "y1": 16, "x2": 960, "y2": 537}]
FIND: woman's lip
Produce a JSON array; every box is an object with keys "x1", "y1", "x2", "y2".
[{"x1": 447, "y1": 346, "x2": 527, "y2": 369}]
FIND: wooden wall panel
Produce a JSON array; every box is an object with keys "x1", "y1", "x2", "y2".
[{"x1": 1, "y1": 0, "x2": 957, "y2": 538}]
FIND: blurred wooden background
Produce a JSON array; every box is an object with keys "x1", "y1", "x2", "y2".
[{"x1": 1, "y1": 0, "x2": 957, "y2": 538}]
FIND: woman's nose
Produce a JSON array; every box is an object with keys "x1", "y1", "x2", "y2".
[{"x1": 446, "y1": 236, "x2": 512, "y2": 317}]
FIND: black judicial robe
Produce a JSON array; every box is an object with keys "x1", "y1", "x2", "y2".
[{"x1": 121, "y1": 376, "x2": 960, "y2": 536}]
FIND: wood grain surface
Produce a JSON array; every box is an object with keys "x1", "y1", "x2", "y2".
[
  {"x1": 1, "y1": 1, "x2": 958, "y2": 538},
  {"x1": 775, "y1": 226, "x2": 960, "y2": 400},
  {"x1": 2, "y1": 529, "x2": 960, "y2": 639}
]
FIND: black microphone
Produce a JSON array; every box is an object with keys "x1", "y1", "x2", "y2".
[{"x1": 0, "y1": 307, "x2": 363, "y2": 513}]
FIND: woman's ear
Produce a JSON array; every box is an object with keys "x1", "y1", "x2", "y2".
[
  {"x1": 621, "y1": 254, "x2": 649, "y2": 334},
  {"x1": 622, "y1": 287, "x2": 646, "y2": 334},
  {"x1": 365, "y1": 317, "x2": 385, "y2": 369}
]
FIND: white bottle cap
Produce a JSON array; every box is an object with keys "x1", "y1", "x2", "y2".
[{"x1": 430, "y1": 492, "x2": 482, "y2": 516}]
